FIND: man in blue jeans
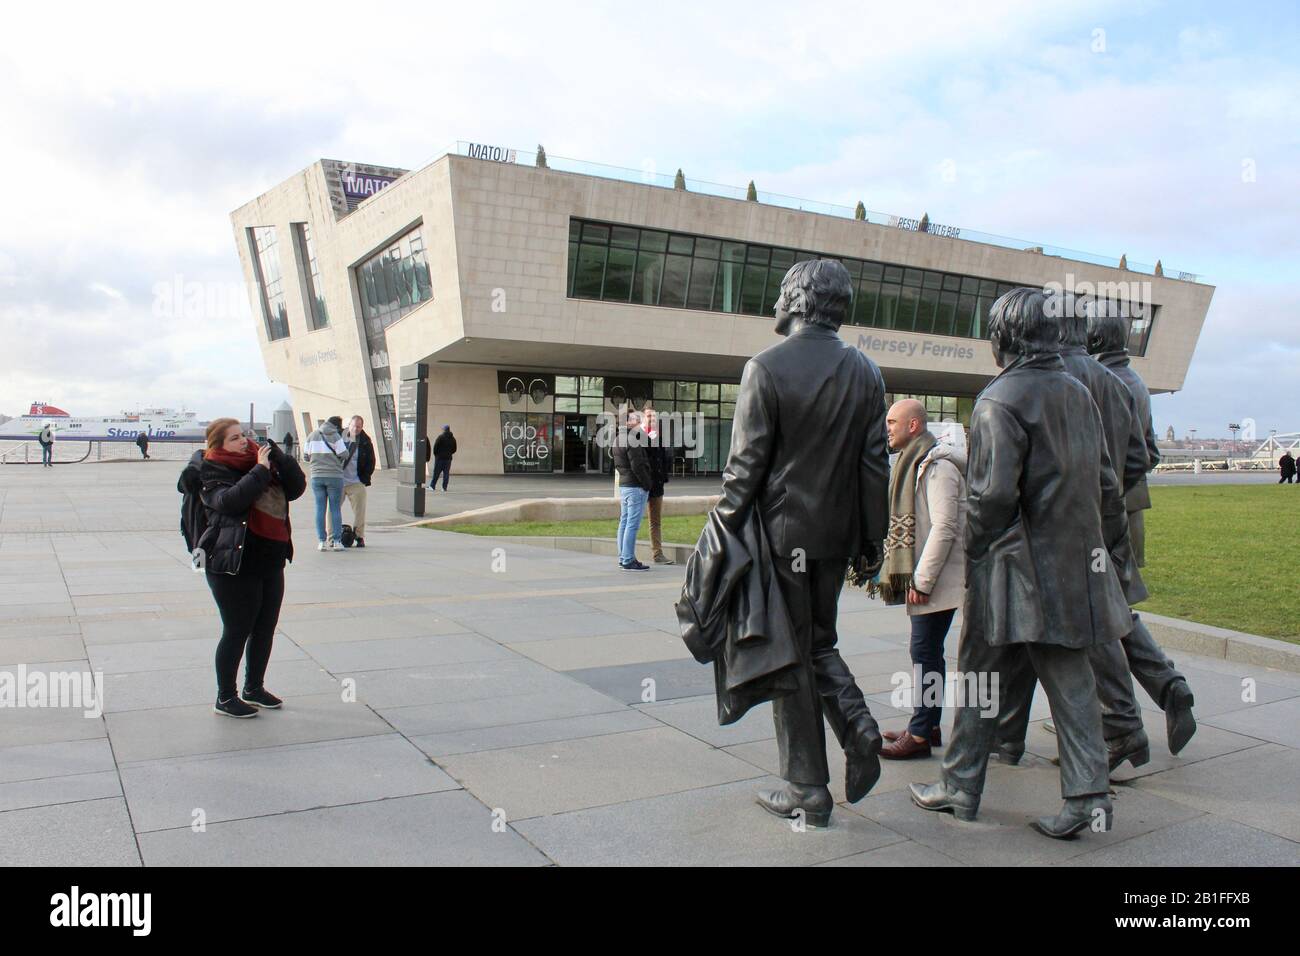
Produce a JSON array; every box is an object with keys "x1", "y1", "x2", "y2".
[
  {"x1": 303, "y1": 416, "x2": 349, "y2": 552},
  {"x1": 612, "y1": 409, "x2": 654, "y2": 571}
]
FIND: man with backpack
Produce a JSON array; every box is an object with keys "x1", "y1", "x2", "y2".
[
  {"x1": 38, "y1": 424, "x2": 54, "y2": 467},
  {"x1": 429, "y1": 425, "x2": 457, "y2": 492},
  {"x1": 136, "y1": 430, "x2": 151, "y2": 459}
]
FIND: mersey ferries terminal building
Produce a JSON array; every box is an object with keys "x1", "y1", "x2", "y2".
[{"x1": 230, "y1": 144, "x2": 1213, "y2": 475}]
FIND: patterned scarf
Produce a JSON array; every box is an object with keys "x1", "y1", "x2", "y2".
[
  {"x1": 869, "y1": 430, "x2": 936, "y2": 604},
  {"x1": 205, "y1": 444, "x2": 290, "y2": 542}
]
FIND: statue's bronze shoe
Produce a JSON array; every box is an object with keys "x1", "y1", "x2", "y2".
[
  {"x1": 991, "y1": 740, "x2": 1025, "y2": 765},
  {"x1": 1031, "y1": 796, "x2": 1112, "y2": 839},
  {"x1": 845, "y1": 727, "x2": 883, "y2": 803},
  {"x1": 756, "y1": 783, "x2": 833, "y2": 828},
  {"x1": 1107, "y1": 728, "x2": 1151, "y2": 773},
  {"x1": 1164, "y1": 680, "x2": 1196, "y2": 755},
  {"x1": 908, "y1": 781, "x2": 979, "y2": 822}
]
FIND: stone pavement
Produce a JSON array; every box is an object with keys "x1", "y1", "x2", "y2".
[{"x1": 1, "y1": 462, "x2": 1297, "y2": 866}]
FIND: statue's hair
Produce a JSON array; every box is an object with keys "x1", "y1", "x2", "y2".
[
  {"x1": 780, "y1": 258, "x2": 853, "y2": 330},
  {"x1": 987, "y1": 287, "x2": 1060, "y2": 355},
  {"x1": 1086, "y1": 308, "x2": 1129, "y2": 354}
]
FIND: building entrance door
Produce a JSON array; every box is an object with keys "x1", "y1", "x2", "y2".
[{"x1": 563, "y1": 416, "x2": 586, "y2": 473}]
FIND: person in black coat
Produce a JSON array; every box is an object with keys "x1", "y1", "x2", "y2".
[
  {"x1": 1280, "y1": 451, "x2": 1296, "y2": 484},
  {"x1": 136, "y1": 431, "x2": 150, "y2": 459},
  {"x1": 642, "y1": 406, "x2": 675, "y2": 564},
  {"x1": 429, "y1": 425, "x2": 457, "y2": 491},
  {"x1": 191, "y1": 417, "x2": 306, "y2": 718}
]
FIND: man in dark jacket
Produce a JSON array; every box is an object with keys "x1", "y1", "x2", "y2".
[
  {"x1": 343, "y1": 415, "x2": 376, "y2": 548},
  {"x1": 136, "y1": 431, "x2": 151, "y2": 459},
  {"x1": 612, "y1": 409, "x2": 655, "y2": 570},
  {"x1": 1281, "y1": 451, "x2": 1296, "y2": 483},
  {"x1": 643, "y1": 405, "x2": 675, "y2": 564},
  {"x1": 1089, "y1": 309, "x2": 1197, "y2": 755},
  {"x1": 995, "y1": 297, "x2": 1152, "y2": 772},
  {"x1": 429, "y1": 425, "x2": 457, "y2": 491},
  {"x1": 706, "y1": 258, "x2": 890, "y2": 828},
  {"x1": 911, "y1": 287, "x2": 1132, "y2": 839}
]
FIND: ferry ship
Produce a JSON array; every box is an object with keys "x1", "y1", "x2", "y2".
[{"x1": 0, "y1": 403, "x2": 209, "y2": 442}]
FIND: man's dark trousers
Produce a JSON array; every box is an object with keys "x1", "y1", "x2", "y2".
[
  {"x1": 908, "y1": 608, "x2": 956, "y2": 739},
  {"x1": 943, "y1": 622, "x2": 1110, "y2": 799},
  {"x1": 430, "y1": 457, "x2": 451, "y2": 490},
  {"x1": 770, "y1": 556, "x2": 878, "y2": 786}
]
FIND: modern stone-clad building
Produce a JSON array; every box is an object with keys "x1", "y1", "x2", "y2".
[{"x1": 230, "y1": 146, "x2": 1214, "y2": 474}]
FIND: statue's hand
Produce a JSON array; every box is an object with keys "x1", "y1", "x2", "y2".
[{"x1": 847, "y1": 542, "x2": 883, "y2": 587}]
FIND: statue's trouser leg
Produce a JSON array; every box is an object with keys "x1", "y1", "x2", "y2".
[
  {"x1": 1027, "y1": 643, "x2": 1109, "y2": 798},
  {"x1": 1088, "y1": 637, "x2": 1145, "y2": 743},
  {"x1": 1128, "y1": 509, "x2": 1145, "y2": 568},
  {"x1": 1122, "y1": 614, "x2": 1184, "y2": 709},
  {"x1": 809, "y1": 558, "x2": 879, "y2": 754},
  {"x1": 771, "y1": 556, "x2": 831, "y2": 787},
  {"x1": 941, "y1": 621, "x2": 1012, "y2": 797},
  {"x1": 993, "y1": 649, "x2": 1037, "y2": 750}
]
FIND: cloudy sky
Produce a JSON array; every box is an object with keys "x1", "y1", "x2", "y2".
[{"x1": 2, "y1": 0, "x2": 1295, "y2": 438}]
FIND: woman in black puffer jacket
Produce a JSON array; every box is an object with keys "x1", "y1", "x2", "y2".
[{"x1": 195, "y1": 418, "x2": 306, "y2": 718}]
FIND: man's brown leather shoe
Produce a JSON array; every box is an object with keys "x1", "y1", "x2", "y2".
[
  {"x1": 881, "y1": 731, "x2": 933, "y2": 760},
  {"x1": 884, "y1": 727, "x2": 942, "y2": 747}
]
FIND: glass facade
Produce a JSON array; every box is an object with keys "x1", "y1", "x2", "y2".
[
  {"x1": 249, "y1": 226, "x2": 289, "y2": 341},
  {"x1": 294, "y1": 222, "x2": 329, "y2": 330},
  {"x1": 567, "y1": 218, "x2": 1158, "y2": 356},
  {"x1": 355, "y1": 226, "x2": 433, "y2": 466}
]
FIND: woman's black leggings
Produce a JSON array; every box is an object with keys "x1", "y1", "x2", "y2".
[{"x1": 206, "y1": 568, "x2": 285, "y2": 700}]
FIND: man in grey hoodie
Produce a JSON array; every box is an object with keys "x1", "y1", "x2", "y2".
[{"x1": 303, "y1": 416, "x2": 350, "y2": 551}]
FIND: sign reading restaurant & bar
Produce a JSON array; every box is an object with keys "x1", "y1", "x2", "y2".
[{"x1": 466, "y1": 143, "x2": 517, "y2": 163}]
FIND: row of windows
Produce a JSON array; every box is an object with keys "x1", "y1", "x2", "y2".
[
  {"x1": 358, "y1": 228, "x2": 432, "y2": 334},
  {"x1": 296, "y1": 223, "x2": 329, "y2": 331},
  {"x1": 887, "y1": 393, "x2": 976, "y2": 428},
  {"x1": 566, "y1": 218, "x2": 1155, "y2": 356}
]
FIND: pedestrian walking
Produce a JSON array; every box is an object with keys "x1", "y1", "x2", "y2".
[
  {"x1": 136, "y1": 431, "x2": 151, "y2": 459},
  {"x1": 304, "y1": 416, "x2": 349, "y2": 551},
  {"x1": 190, "y1": 417, "x2": 306, "y2": 718},
  {"x1": 872, "y1": 400, "x2": 967, "y2": 761},
  {"x1": 429, "y1": 425, "x2": 456, "y2": 491},
  {"x1": 343, "y1": 415, "x2": 375, "y2": 548},
  {"x1": 1280, "y1": 450, "x2": 1296, "y2": 484},
  {"x1": 38, "y1": 424, "x2": 54, "y2": 467}
]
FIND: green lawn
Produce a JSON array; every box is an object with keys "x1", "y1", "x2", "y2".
[
  {"x1": 434, "y1": 484, "x2": 1299, "y2": 641},
  {"x1": 1137, "y1": 485, "x2": 1299, "y2": 642}
]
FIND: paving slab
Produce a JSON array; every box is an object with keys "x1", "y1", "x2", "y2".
[
  {"x1": 136, "y1": 791, "x2": 550, "y2": 866},
  {"x1": 1062, "y1": 816, "x2": 1299, "y2": 866},
  {"x1": 0, "y1": 737, "x2": 116, "y2": 782},
  {"x1": 1200, "y1": 696, "x2": 1300, "y2": 748},
  {"x1": 88, "y1": 635, "x2": 307, "y2": 674},
  {"x1": 106, "y1": 693, "x2": 392, "y2": 763},
  {"x1": 0, "y1": 797, "x2": 140, "y2": 867},
  {"x1": 376, "y1": 683, "x2": 628, "y2": 737},
  {"x1": 514, "y1": 776, "x2": 902, "y2": 866},
  {"x1": 339, "y1": 658, "x2": 591, "y2": 709},
  {"x1": 566, "y1": 657, "x2": 718, "y2": 704},
  {"x1": 464, "y1": 609, "x2": 649, "y2": 644},
  {"x1": 506, "y1": 629, "x2": 691, "y2": 671},
  {"x1": 101, "y1": 659, "x2": 343, "y2": 713},
  {"x1": 121, "y1": 734, "x2": 459, "y2": 832},
  {"x1": 301, "y1": 632, "x2": 514, "y2": 673},
  {"x1": 437, "y1": 726, "x2": 764, "y2": 819},
  {"x1": 412, "y1": 709, "x2": 659, "y2": 757},
  {"x1": 0, "y1": 770, "x2": 123, "y2": 813}
]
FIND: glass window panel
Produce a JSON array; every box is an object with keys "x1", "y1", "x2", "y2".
[
  {"x1": 567, "y1": 242, "x2": 578, "y2": 295},
  {"x1": 676, "y1": 381, "x2": 698, "y2": 402},
  {"x1": 955, "y1": 294, "x2": 977, "y2": 337},
  {"x1": 915, "y1": 285, "x2": 940, "y2": 334},
  {"x1": 610, "y1": 226, "x2": 638, "y2": 248},
  {"x1": 996, "y1": 282, "x2": 1015, "y2": 298},
  {"x1": 957, "y1": 397, "x2": 974, "y2": 426},
  {"x1": 852, "y1": 278, "x2": 878, "y2": 327},
  {"x1": 942, "y1": 274, "x2": 962, "y2": 291},
  {"x1": 926, "y1": 395, "x2": 942, "y2": 414},
  {"x1": 764, "y1": 266, "x2": 786, "y2": 313},
  {"x1": 903, "y1": 268, "x2": 924, "y2": 288},
  {"x1": 555, "y1": 396, "x2": 578, "y2": 412},
  {"x1": 942, "y1": 396, "x2": 958, "y2": 416},
  {"x1": 556, "y1": 376, "x2": 579, "y2": 394},
  {"x1": 714, "y1": 259, "x2": 742, "y2": 313},
  {"x1": 720, "y1": 402, "x2": 736, "y2": 419},
  {"x1": 894, "y1": 286, "x2": 919, "y2": 331},
  {"x1": 569, "y1": 220, "x2": 581, "y2": 241},
  {"x1": 923, "y1": 271, "x2": 943, "y2": 290},
  {"x1": 861, "y1": 261, "x2": 883, "y2": 281},
  {"x1": 654, "y1": 380, "x2": 675, "y2": 399},
  {"x1": 883, "y1": 265, "x2": 904, "y2": 284},
  {"x1": 579, "y1": 397, "x2": 604, "y2": 414},
  {"x1": 686, "y1": 257, "x2": 717, "y2": 311},
  {"x1": 699, "y1": 383, "x2": 719, "y2": 400},
  {"x1": 694, "y1": 237, "x2": 720, "y2": 259},
  {"x1": 876, "y1": 284, "x2": 900, "y2": 329},
  {"x1": 771, "y1": 248, "x2": 797, "y2": 269},
  {"x1": 632, "y1": 250, "x2": 664, "y2": 304},
  {"x1": 934, "y1": 291, "x2": 959, "y2": 336},
  {"x1": 659, "y1": 254, "x2": 691, "y2": 308},
  {"x1": 581, "y1": 222, "x2": 610, "y2": 243},
  {"x1": 668, "y1": 235, "x2": 694, "y2": 255},
  {"x1": 979, "y1": 279, "x2": 998, "y2": 297},
  {"x1": 699, "y1": 402, "x2": 720, "y2": 418},
  {"x1": 722, "y1": 241, "x2": 745, "y2": 263},
  {"x1": 639, "y1": 230, "x2": 668, "y2": 253},
  {"x1": 603, "y1": 247, "x2": 636, "y2": 301},
  {"x1": 580, "y1": 376, "x2": 603, "y2": 395},
  {"x1": 573, "y1": 243, "x2": 607, "y2": 298},
  {"x1": 740, "y1": 264, "x2": 768, "y2": 314},
  {"x1": 745, "y1": 245, "x2": 771, "y2": 265},
  {"x1": 839, "y1": 258, "x2": 863, "y2": 279},
  {"x1": 961, "y1": 277, "x2": 980, "y2": 295},
  {"x1": 721, "y1": 383, "x2": 739, "y2": 401}
]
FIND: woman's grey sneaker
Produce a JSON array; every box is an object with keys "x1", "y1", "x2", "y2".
[
  {"x1": 241, "y1": 687, "x2": 283, "y2": 709},
  {"x1": 214, "y1": 696, "x2": 259, "y2": 718}
]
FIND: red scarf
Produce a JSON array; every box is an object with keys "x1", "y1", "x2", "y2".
[{"x1": 205, "y1": 444, "x2": 290, "y2": 543}]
